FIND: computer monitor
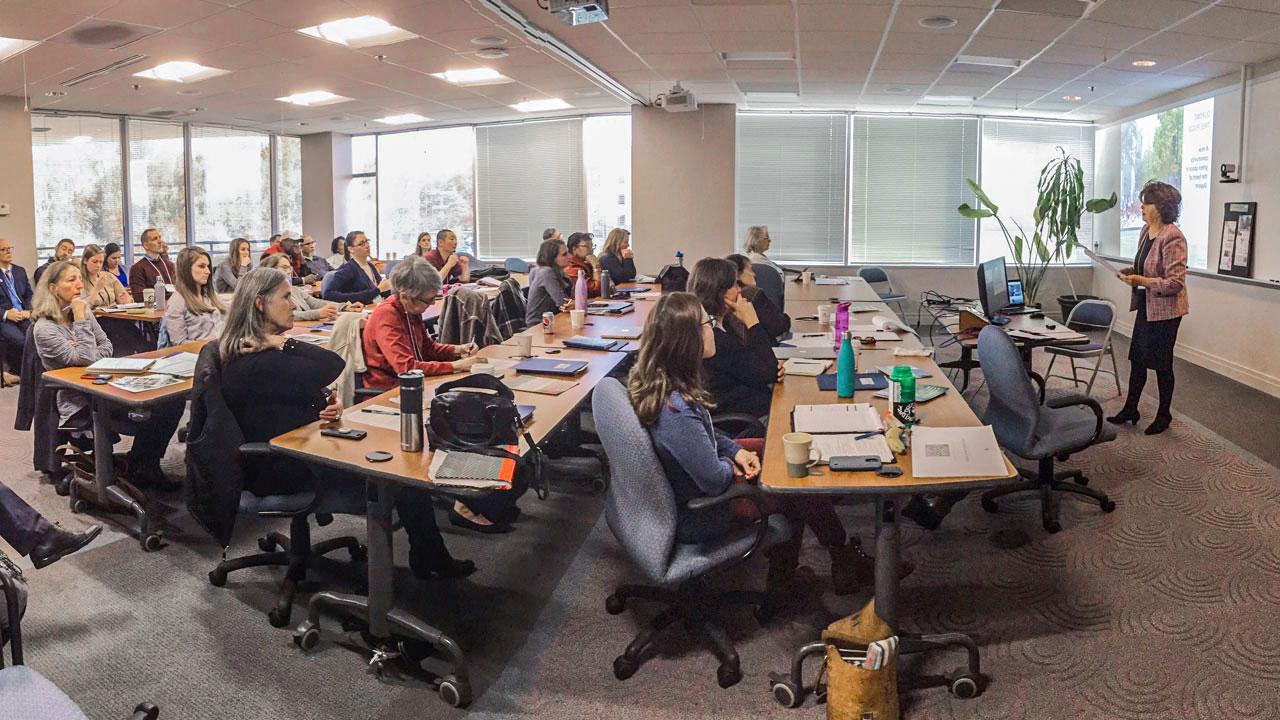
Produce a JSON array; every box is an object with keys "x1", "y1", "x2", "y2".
[{"x1": 977, "y1": 257, "x2": 1011, "y2": 318}]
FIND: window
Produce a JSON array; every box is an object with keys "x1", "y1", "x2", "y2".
[
  {"x1": 737, "y1": 114, "x2": 848, "y2": 265},
  {"x1": 378, "y1": 127, "x2": 476, "y2": 259},
  {"x1": 31, "y1": 115, "x2": 124, "y2": 261},
  {"x1": 1119, "y1": 98, "x2": 1214, "y2": 269},
  {"x1": 127, "y1": 120, "x2": 186, "y2": 261},
  {"x1": 850, "y1": 116, "x2": 979, "y2": 265},
  {"x1": 476, "y1": 119, "x2": 585, "y2": 260},
  {"x1": 276, "y1": 136, "x2": 303, "y2": 238},
  {"x1": 979, "y1": 120, "x2": 1095, "y2": 264},
  {"x1": 346, "y1": 177, "x2": 378, "y2": 251},
  {"x1": 584, "y1": 115, "x2": 631, "y2": 239},
  {"x1": 190, "y1": 126, "x2": 271, "y2": 258}
]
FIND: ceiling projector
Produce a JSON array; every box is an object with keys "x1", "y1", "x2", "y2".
[
  {"x1": 548, "y1": 0, "x2": 610, "y2": 26},
  {"x1": 654, "y1": 82, "x2": 697, "y2": 112}
]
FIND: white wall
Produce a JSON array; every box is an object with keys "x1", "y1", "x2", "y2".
[
  {"x1": 1093, "y1": 69, "x2": 1280, "y2": 398},
  {"x1": 0, "y1": 97, "x2": 37, "y2": 269},
  {"x1": 301, "y1": 132, "x2": 351, "y2": 246}
]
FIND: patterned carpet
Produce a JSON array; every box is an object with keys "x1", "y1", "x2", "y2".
[{"x1": 2, "y1": 373, "x2": 1279, "y2": 718}]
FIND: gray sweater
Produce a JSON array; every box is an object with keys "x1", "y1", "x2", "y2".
[
  {"x1": 162, "y1": 293, "x2": 225, "y2": 347},
  {"x1": 34, "y1": 315, "x2": 113, "y2": 424},
  {"x1": 212, "y1": 259, "x2": 251, "y2": 294},
  {"x1": 289, "y1": 284, "x2": 342, "y2": 321},
  {"x1": 524, "y1": 265, "x2": 570, "y2": 327}
]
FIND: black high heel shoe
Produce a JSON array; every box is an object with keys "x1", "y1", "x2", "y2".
[
  {"x1": 1107, "y1": 408, "x2": 1141, "y2": 425},
  {"x1": 1144, "y1": 415, "x2": 1172, "y2": 435}
]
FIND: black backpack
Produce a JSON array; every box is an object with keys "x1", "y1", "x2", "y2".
[
  {"x1": 470, "y1": 266, "x2": 510, "y2": 281},
  {"x1": 657, "y1": 263, "x2": 689, "y2": 293},
  {"x1": 428, "y1": 374, "x2": 547, "y2": 497}
]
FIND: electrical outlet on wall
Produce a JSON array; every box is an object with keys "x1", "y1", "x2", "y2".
[{"x1": 0, "y1": 203, "x2": 9, "y2": 216}]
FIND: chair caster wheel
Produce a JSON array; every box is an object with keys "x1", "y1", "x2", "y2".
[
  {"x1": 350, "y1": 544, "x2": 368, "y2": 562},
  {"x1": 438, "y1": 675, "x2": 471, "y2": 707},
  {"x1": 770, "y1": 676, "x2": 803, "y2": 708},
  {"x1": 294, "y1": 623, "x2": 321, "y2": 651},
  {"x1": 55, "y1": 478, "x2": 71, "y2": 496},
  {"x1": 132, "y1": 703, "x2": 160, "y2": 720},
  {"x1": 142, "y1": 534, "x2": 163, "y2": 552},
  {"x1": 208, "y1": 568, "x2": 227, "y2": 587},
  {"x1": 591, "y1": 477, "x2": 607, "y2": 493},
  {"x1": 613, "y1": 655, "x2": 638, "y2": 680},
  {"x1": 268, "y1": 606, "x2": 292, "y2": 628},
  {"x1": 717, "y1": 662, "x2": 742, "y2": 689},
  {"x1": 605, "y1": 594, "x2": 625, "y2": 615},
  {"x1": 70, "y1": 498, "x2": 87, "y2": 513},
  {"x1": 1043, "y1": 519, "x2": 1062, "y2": 534},
  {"x1": 258, "y1": 536, "x2": 278, "y2": 552},
  {"x1": 980, "y1": 498, "x2": 998, "y2": 513},
  {"x1": 949, "y1": 673, "x2": 980, "y2": 699},
  {"x1": 1099, "y1": 499, "x2": 1116, "y2": 512},
  {"x1": 1074, "y1": 475, "x2": 1089, "y2": 486}
]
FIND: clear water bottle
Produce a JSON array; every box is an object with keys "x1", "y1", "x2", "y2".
[
  {"x1": 675, "y1": 250, "x2": 684, "y2": 267},
  {"x1": 154, "y1": 276, "x2": 167, "y2": 312}
]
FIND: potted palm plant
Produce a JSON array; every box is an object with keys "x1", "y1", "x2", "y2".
[{"x1": 958, "y1": 148, "x2": 1117, "y2": 319}]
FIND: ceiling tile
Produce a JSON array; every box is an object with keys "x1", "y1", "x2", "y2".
[
  {"x1": 168, "y1": 9, "x2": 287, "y2": 44},
  {"x1": 234, "y1": 0, "x2": 367, "y2": 29},
  {"x1": 1086, "y1": 0, "x2": 1207, "y2": 31},
  {"x1": 1174, "y1": 6, "x2": 1280, "y2": 40},
  {"x1": 890, "y1": 5, "x2": 989, "y2": 36},
  {"x1": 705, "y1": 31, "x2": 795, "y2": 54},
  {"x1": 978, "y1": 10, "x2": 1077, "y2": 42},
  {"x1": 624, "y1": 33, "x2": 714, "y2": 54},
  {"x1": 964, "y1": 35, "x2": 1053, "y2": 61},
  {"x1": 692, "y1": 5, "x2": 793, "y2": 31},
  {"x1": 1058, "y1": 21, "x2": 1158, "y2": 50},
  {"x1": 97, "y1": 0, "x2": 225, "y2": 29},
  {"x1": 1036, "y1": 42, "x2": 1114, "y2": 65},
  {"x1": 1016, "y1": 61, "x2": 1091, "y2": 81},
  {"x1": 0, "y1": 9, "x2": 91, "y2": 41},
  {"x1": 800, "y1": 31, "x2": 883, "y2": 54},
  {"x1": 880, "y1": 28, "x2": 968, "y2": 56},
  {"x1": 1127, "y1": 31, "x2": 1234, "y2": 62},
  {"x1": 874, "y1": 52, "x2": 951, "y2": 72},
  {"x1": 601, "y1": 5, "x2": 701, "y2": 34},
  {"x1": 1217, "y1": 0, "x2": 1280, "y2": 11},
  {"x1": 1204, "y1": 41, "x2": 1280, "y2": 64},
  {"x1": 796, "y1": 3, "x2": 892, "y2": 31},
  {"x1": 643, "y1": 52, "x2": 727, "y2": 71}
]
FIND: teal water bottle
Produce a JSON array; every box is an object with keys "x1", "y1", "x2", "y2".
[{"x1": 836, "y1": 331, "x2": 856, "y2": 398}]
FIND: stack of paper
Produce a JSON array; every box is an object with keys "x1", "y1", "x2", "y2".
[
  {"x1": 782, "y1": 358, "x2": 831, "y2": 376},
  {"x1": 505, "y1": 375, "x2": 578, "y2": 395},
  {"x1": 792, "y1": 403, "x2": 884, "y2": 433},
  {"x1": 811, "y1": 434, "x2": 894, "y2": 463},
  {"x1": 149, "y1": 352, "x2": 199, "y2": 378},
  {"x1": 87, "y1": 357, "x2": 154, "y2": 374},
  {"x1": 910, "y1": 426, "x2": 1007, "y2": 478}
]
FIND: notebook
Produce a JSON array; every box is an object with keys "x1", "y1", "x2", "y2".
[
  {"x1": 564, "y1": 336, "x2": 627, "y2": 352},
  {"x1": 792, "y1": 403, "x2": 884, "y2": 433},
  {"x1": 504, "y1": 375, "x2": 578, "y2": 395},
  {"x1": 514, "y1": 358, "x2": 589, "y2": 376},
  {"x1": 817, "y1": 372, "x2": 888, "y2": 392},
  {"x1": 782, "y1": 358, "x2": 830, "y2": 377},
  {"x1": 586, "y1": 301, "x2": 634, "y2": 316},
  {"x1": 86, "y1": 357, "x2": 154, "y2": 374},
  {"x1": 811, "y1": 433, "x2": 894, "y2": 464},
  {"x1": 428, "y1": 447, "x2": 517, "y2": 490},
  {"x1": 600, "y1": 327, "x2": 642, "y2": 339},
  {"x1": 149, "y1": 352, "x2": 199, "y2": 378}
]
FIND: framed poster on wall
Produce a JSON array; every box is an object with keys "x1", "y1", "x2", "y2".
[{"x1": 1218, "y1": 202, "x2": 1258, "y2": 278}]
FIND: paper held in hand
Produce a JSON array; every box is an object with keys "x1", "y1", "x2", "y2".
[{"x1": 1082, "y1": 246, "x2": 1122, "y2": 275}]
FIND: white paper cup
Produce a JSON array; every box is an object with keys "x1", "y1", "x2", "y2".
[
  {"x1": 570, "y1": 309, "x2": 586, "y2": 329},
  {"x1": 141, "y1": 288, "x2": 155, "y2": 307},
  {"x1": 513, "y1": 334, "x2": 532, "y2": 356},
  {"x1": 817, "y1": 304, "x2": 833, "y2": 325}
]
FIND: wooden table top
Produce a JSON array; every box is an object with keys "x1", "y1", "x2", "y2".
[
  {"x1": 94, "y1": 307, "x2": 163, "y2": 323},
  {"x1": 920, "y1": 303, "x2": 1092, "y2": 348},
  {"x1": 269, "y1": 344, "x2": 626, "y2": 489},
  {"x1": 42, "y1": 340, "x2": 206, "y2": 407},
  {"x1": 786, "y1": 277, "x2": 881, "y2": 304}
]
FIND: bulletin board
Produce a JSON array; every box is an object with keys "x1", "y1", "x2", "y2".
[{"x1": 1217, "y1": 202, "x2": 1258, "y2": 279}]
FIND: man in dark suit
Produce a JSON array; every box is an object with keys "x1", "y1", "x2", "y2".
[
  {"x1": 31, "y1": 237, "x2": 75, "y2": 285},
  {"x1": 0, "y1": 238, "x2": 33, "y2": 385}
]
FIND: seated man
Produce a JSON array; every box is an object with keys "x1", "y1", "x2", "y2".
[
  {"x1": 363, "y1": 256, "x2": 524, "y2": 533},
  {"x1": 127, "y1": 228, "x2": 176, "y2": 302},
  {"x1": 1, "y1": 480, "x2": 101, "y2": 568},
  {"x1": 32, "y1": 238, "x2": 75, "y2": 285},
  {"x1": 261, "y1": 235, "x2": 304, "y2": 285},
  {"x1": 297, "y1": 234, "x2": 330, "y2": 283},
  {"x1": 0, "y1": 238, "x2": 33, "y2": 385}
]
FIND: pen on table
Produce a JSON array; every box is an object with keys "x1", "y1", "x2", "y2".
[
  {"x1": 360, "y1": 408, "x2": 399, "y2": 416},
  {"x1": 854, "y1": 431, "x2": 880, "y2": 440}
]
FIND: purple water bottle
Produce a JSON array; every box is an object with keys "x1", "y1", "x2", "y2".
[{"x1": 833, "y1": 302, "x2": 850, "y2": 349}]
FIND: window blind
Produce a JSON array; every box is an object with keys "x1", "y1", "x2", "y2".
[
  {"x1": 476, "y1": 119, "x2": 585, "y2": 260},
  {"x1": 128, "y1": 119, "x2": 187, "y2": 260},
  {"x1": 31, "y1": 115, "x2": 124, "y2": 260},
  {"x1": 979, "y1": 119, "x2": 1095, "y2": 264},
  {"x1": 850, "y1": 116, "x2": 979, "y2": 266},
  {"x1": 736, "y1": 114, "x2": 848, "y2": 265}
]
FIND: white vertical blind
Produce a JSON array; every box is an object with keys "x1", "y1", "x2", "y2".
[
  {"x1": 736, "y1": 114, "x2": 848, "y2": 265},
  {"x1": 849, "y1": 116, "x2": 979, "y2": 265},
  {"x1": 276, "y1": 136, "x2": 303, "y2": 239},
  {"x1": 980, "y1": 119, "x2": 1095, "y2": 264},
  {"x1": 476, "y1": 119, "x2": 585, "y2": 260}
]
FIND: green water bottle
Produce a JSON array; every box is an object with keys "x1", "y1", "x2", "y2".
[
  {"x1": 836, "y1": 331, "x2": 856, "y2": 398},
  {"x1": 890, "y1": 365, "x2": 918, "y2": 426}
]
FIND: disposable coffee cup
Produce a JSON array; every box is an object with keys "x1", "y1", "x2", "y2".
[
  {"x1": 513, "y1": 334, "x2": 532, "y2": 357},
  {"x1": 783, "y1": 432, "x2": 820, "y2": 478},
  {"x1": 802, "y1": 271, "x2": 815, "y2": 283},
  {"x1": 570, "y1": 309, "x2": 586, "y2": 329},
  {"x1": 142, "y1": 288, "x2": 155, "y2": 307},
  {"x1": 817, "y1": 304, "x2": 833, "y2": 325}
]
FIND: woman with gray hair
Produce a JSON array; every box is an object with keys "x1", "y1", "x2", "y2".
[
  {"x1": 743, "y1": 225, "x2": 784, "y2": 276},
  {"x1": 260, "y1": 253, "x2": 361, "y2": 321},
  {"x1": 218, "y1": 266, "x2": 475, "y2": 579}
]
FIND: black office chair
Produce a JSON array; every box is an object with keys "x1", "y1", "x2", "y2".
[
  {"x1": 187, "y1": 344, "x2": 365, "y2": 628},
  {"x1": 591, "y1": 378, "x2": 792, "y2": 688},
  {"x1": 1, "y1": 560, "x2": 159, "y2": 719},
  {"x1": 977, "y1": 326, "x2": 1116, "y2": 533}
]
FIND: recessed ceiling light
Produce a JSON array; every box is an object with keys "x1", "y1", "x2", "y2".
[
  {"x1": 67, "y1": 135, "x2": 93, "y2": 145},
  {"x1": 884, "y1": 86, "x2": 912, "y2": 95},
  {"x1": 471, "y1": 35, "x2": 508, "y2": 46},
  {"x1": 474, "y1": 47, "x2": 509, "y2": 60},
  {"x1": 511, "y1": 98, "x2": 572, "y2": 113},
  {"x1": 376, "y1": 113, "x2": 431, "y2": 125},
  {"x1": 919, "y1": 16, "x2": 959, "y2": 29},
  {"x1": 133, "y1": 60, "x2": 229, "y2": 83},
  {"x1": 276, "y1": 90, "x2": 352, "y2": 106},
  {"x1": 1131, "y1": 59, "x2": 1157, "y2": 68},
  {"x1": 0, "y1": 36, "x2": 38, "y2": 63},
  {"x1": 297, "y1": 16, "x2": 415, "y2": 48},
  {"x1": 919, "y1": 95, "x2": 974, "y2": 106},
  {"x1": 1063, "y1": 94, "x2": 1082, "y2": 101},
  {"x1": 431, "y1": 68, "x2": 510, "y2": 86}
]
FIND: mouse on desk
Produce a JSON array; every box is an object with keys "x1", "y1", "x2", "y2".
[{"x1": 1029, "y1": 311, "x2": 1045, "y2": 319}]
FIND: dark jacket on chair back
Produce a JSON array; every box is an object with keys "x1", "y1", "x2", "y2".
[{"x1": 185, "y1": 343, "x2": 246, "y2": 547}]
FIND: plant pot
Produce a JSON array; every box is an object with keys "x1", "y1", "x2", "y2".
[{"x1": 1057, "y1": 294, "x2": 1098, "y2": 322}]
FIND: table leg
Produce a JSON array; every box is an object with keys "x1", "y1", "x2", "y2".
[
  {"x1": 873, "y1": 497, "x2": 901, "y2": 628},
  {"x1": 365, "y1": 478, "x2": 397, "y2": 638},
  {"x1": 67, "y1": 398, "x2": 160, "y2": 551}
]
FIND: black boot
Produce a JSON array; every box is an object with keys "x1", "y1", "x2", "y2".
[
  {"x1": 30, "y1": 524, "x2": 102, "y2": 569},
  {"x1": 1107, "y1": 407, "x2": 1141, "y2": 425},
  {"x1": 410, "y1": 551, "x2": 477, "y2": 581},
  {"x1": 1144, "y1": 414, "x2": 1172, "y2": 435}
]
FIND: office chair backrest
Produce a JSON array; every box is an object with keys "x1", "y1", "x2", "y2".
[
  {"x1": 591, "y1": 378, "x2": 678, "y2": 582},
  {"x1": 504, "y1": 257, "x2": 531, "y2": 274},
  {"x1": 751, "y1": 263, "x2": 785, "y2": 314},
  {"x1": 858, "y1": 266, "x2": 890, "y2": 286},
  {"x1": 1065, "y1": 299, "x2": 1114, "y2": 337},
  {"x1": 977, "y1": 325, "x2": 1041, "y2": 455},
  {"x1": 458, "y1": 252, "x2": 481, "y2": 268},
  {"x1": 382, "y1": 259, "x2": 399, "y2": 278},
  {"x1": 320, "y1": 270, "x2": 337, "y2": 296}
]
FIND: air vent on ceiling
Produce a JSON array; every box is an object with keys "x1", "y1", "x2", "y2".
[
  {"x1": 736, "y1": 81, "x2": 800, "y2": 96},
  {"x1": 994, "y1": 0, "x2": 1096, "y2": 19},
  {"x1": 61, "y1": 54, "x2": 149, "y2": 87},
  {"x1": 146, "y1": 109, "x2": 180, "y2": 118},
  {"x1": 49, "y1": 19, "x2": 163, "y2": 49}
]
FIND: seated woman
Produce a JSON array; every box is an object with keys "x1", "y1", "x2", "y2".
[
  {"x1": 413, "y1": 231, "x2": 432, "y2": 258},
  {"x1": 213, "y1": 237, "x2": 254, "y2": 294},
  {"x1": 80, "y1": 244, "x2": 130, "y2": 308},
  {"x1": 103, "y1": 242, "x2": 129, "y2": 290},
  {"x1": 323, "y1": 230, "x2": 389, "y2": 305},
  {"x1": 727, "y1": 253, "x2": 790, "y2": 341},
  {"x1": 629, "y1": 292, "x2": 863, "y2": 594},
  {"x1": 218, "y1": 267, "x2": 473, "y2": 579},
  {"x1": 163, "y1": 246, "x2": 226, "y2": 347},
  {"x1": 524, "y1": 238, "x2": 573, "y2": 327},
  {"x1": 743, "y1": 225, "x2": 785, "y2": 276},
  {"x1": 597, "y1": 228, "x2": 636, "y2": 283},
  {"x1": 363, "y1": 256, "x2": 524, "y2": 533},
  {"x1": 688, "y1": 257, "x2": 782, "y2": 418},
  {"x1": 423, "y1": 229, "x2": 470, "y2": 284},
  {"x1": 326, "y1": 236, "x2": 346, "y2": 270},
  {"x1": 32, "y1": 261, "x2": 183, "y2": 488},
  {"x1": 260, "y1": 254, "x2": 361, "y2": 321},
  {"x1": 564, "y1": 232, "x2": 600, "y2": 296}
]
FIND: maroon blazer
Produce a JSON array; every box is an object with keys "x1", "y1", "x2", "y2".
[{"x1": 1126, "y1": 223, "x2": 1189, "y2": 322}]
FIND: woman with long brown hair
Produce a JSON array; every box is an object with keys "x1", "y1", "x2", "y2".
[
  {"x1": 629, "y1": 292, "x2": 865, "y2": 595},
  {"x1": 162, "y1": 246, "x2": 226, "y2": 346},
  {"x1": 688, "y1": 257, "x2": 782, "y2": 417}
]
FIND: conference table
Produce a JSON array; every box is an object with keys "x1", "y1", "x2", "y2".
[
  {"x1": 785, "y1": 276, "x2": 882, "y2": 304},
  {"x1": 513, "y1": 284, "x2": 659, "y2": 350}
]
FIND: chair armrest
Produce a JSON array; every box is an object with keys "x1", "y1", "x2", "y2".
[
  {"x1": 1046, "y1": 393, "x2": 1105, "y2": 446},
  {"x1": 1028, "y1": 371, "x2": 1047, "y2": 405},
  {"x1": 1, "y1": 567, "x2": 24, "y2": 666},
  {"x1": 687, "y1": 484, "x2": 774, "y2": 566},
  {"x1": 711, "y1": 413, "x2": 766, "y2": 439},
  {"x1": 354, "y1": 387, "x2": 385, "y2": 399},
  {"x1": 237, "y1": 442, "x2": 273, "y2": 458},
  {"x1": 130, "y1": 702, "x2": 159, "y2": 720}
]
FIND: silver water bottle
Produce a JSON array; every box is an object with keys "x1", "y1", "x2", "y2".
[
  {"x1": 600, "y1": 269, "x2": 613, "y2": 299},
  {"x1": 398, "y1": 370, "x2": 424, "y2": 452}
]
